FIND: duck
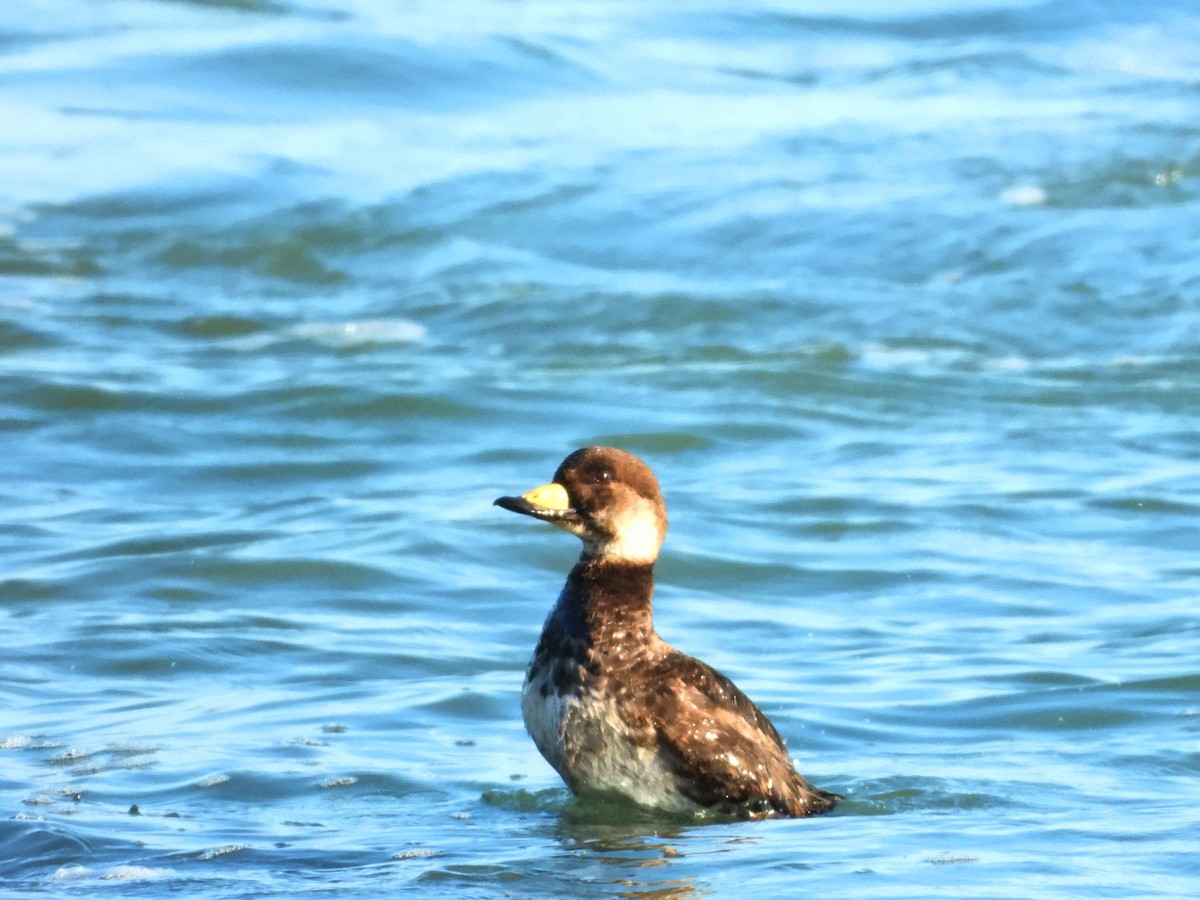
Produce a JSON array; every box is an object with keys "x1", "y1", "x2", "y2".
[{"x1": 494, "y1": 446, "x2": 839, "y2": 818}]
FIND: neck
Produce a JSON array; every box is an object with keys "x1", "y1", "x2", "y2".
[{"x1": 559, "y1": 555, "x2": 657, "y2": 645}]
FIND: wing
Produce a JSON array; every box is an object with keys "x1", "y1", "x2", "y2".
[{"x1": 641, "y1": 650, "x2": 838, "y2": 818}]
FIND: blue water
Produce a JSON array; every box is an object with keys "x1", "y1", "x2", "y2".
[{"x1": 2, "y1": 0, "x2": 1198, "y2": 896}]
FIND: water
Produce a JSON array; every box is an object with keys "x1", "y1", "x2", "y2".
[{"x1": 1, "y1": 0, "x2": 1198, "y2": 895}]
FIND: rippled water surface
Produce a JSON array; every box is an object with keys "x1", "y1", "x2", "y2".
[{"x1": 2, "y1": 0, "x2": 1198, "y2": 896}]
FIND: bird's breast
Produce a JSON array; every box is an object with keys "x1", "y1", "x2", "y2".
[{"x1": 521, "y1": 656, "x2": 699, "y2": 814}]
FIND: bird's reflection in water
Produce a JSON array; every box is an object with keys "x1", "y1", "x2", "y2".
[
  {"x1": 547, "y1": 795, "x2": 718, "y2": 899},
  {"x1": 612, "y1": 878, "x2": 698, "y2": 900}
]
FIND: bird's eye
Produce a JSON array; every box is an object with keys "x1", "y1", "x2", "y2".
[{"x1": 594, "y1": 469, "x2": 612, "y2": 484}]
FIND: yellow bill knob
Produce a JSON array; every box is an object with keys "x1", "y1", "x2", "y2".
[{"x1": 521, "y1": 482, "x2": 570, "y2": 510}]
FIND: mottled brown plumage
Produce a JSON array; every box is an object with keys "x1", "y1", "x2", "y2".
[{"x1": 495, "y1": 446, "x2": 839, "y2": 818}]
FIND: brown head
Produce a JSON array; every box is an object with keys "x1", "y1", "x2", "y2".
[{"x1": 494, "y1": 447, "x2": 668, "y2": 564}]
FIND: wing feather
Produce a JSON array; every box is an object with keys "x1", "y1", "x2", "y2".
[{"x1": 641, "y1": 650, "x2": 838, "y2": 817}]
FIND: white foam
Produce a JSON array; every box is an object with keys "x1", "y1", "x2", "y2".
[
  {"x1": 286, "y1": 319, "x2": 427, "y2": 346},
  {"x1": 393, "y1": 848, "x2": 440, "y2": 860},
  {"x1": 228, "y1": 319, "x2": 427, "y2": 352},
  {"x1": 1000, "y1": 185, "x2": 1047, "y2": 207},
  {"x1": 47, "y1": 748, "x2": 93, "y2": 764},
  {"x1": 103, "y1": 865, "x2": 175, "y2": 881},
  {"x1": 50, "y1": 865, "x2": 88, "y2": 881},
  {"x1": 199, "y1": 844, "x2": 248, "y2": 861}
]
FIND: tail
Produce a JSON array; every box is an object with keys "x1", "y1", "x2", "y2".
[{"x1": 789, "y1": 776, "x2": 842, "y2": 817}]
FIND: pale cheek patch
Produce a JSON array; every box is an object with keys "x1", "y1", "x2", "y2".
[{"x1": 592, "y1": 497, "x2": 664, "y2": 564}]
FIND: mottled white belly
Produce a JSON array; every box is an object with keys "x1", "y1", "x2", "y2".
[{"x1": 521, "y1": 667, "x2": 697, "y2": 813}]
